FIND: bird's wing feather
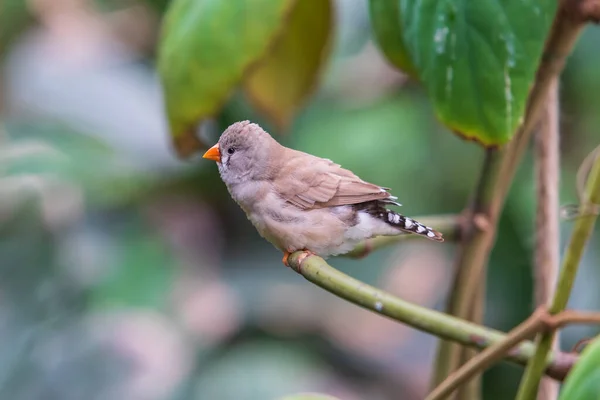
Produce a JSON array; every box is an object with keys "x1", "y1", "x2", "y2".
[{"x1": 274, "y1": 151, "x2": 393, "y2": 210}]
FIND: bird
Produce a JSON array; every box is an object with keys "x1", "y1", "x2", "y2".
[{"x1": 202, "y1": 120, "x2": 443, "y2": 266}]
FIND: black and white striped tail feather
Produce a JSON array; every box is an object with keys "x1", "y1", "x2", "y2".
[{"x1": 383, "y1": 209, "x2": 444, "y2": 242}]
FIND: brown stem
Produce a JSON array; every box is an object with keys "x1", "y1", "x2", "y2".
[
  {"x1": 578, "y1": 0, "x2": 600, "y2": 22},
  {"x1": 534, "y1": 78, "x2": 561, "y2": 400},
  {"x1": 550, "y1": 309, "x2": 600, "y2": 327},
  {"x1": 434, "y1": 150, "x2": 500, "y2": 400},
  {"x1": 427, "y1": 309, "x2": 548, "y2": 400},
  {"x1": 516, "y1": 148, "x2": 600, "y2": 399},
  {"x1": 426, "y1": 308, "x2": 600, "y2": 400}
]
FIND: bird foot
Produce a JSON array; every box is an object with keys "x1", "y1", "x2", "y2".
[
  {"x1": 282, "y1": 249, "x2": 315, "y2": 268},
  {"x1": 282, "y1": 251, "x2": 292, "y2": 267}
]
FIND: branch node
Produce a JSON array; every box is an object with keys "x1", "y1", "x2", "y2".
[
  {"x1": 537, "y1": 307, "x2": 559, "y2": 332},
  {"x1": 473, "y1": 213, "x2": 491, "y2": 232},
  {"x1": 560, "y1": 0, "x2": 600, "y2": 23},
  {"x1": 294, "y1": 250, "x2": 313, "y2": 274},
  {"x1": 579, "y1": 0, "x2": 600, "y2": 22}
]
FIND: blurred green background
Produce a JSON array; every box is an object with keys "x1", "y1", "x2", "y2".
[{"x1": 0, "y1": 1, "x2": 599, "y2": 399}]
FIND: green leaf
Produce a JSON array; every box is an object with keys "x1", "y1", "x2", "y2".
[
  {"x1": 559, "y1": 336, "x2": 600, "y2": 400},
  {"x1": 368, "y1": 0, "x2": 417, "y2": 79},
  {"x1": 244, "y1": 0, "x2": 333, "y2": 131},
  {"x1": 158, "y1": 0, "x2": 295, "y2": 157},
  {"x1": 372, "y1": 0, "x2": 556, "y2": 146}
]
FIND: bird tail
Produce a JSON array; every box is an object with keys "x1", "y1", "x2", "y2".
[{"x1": 383, "y1": 209, "x2": 444, "y2": 242}]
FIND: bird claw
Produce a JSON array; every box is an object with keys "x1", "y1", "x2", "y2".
[
  {"x1": 282, "y1": 251, "x2": 292, "y2": 267},
  {"x1": 282, "y1": 249, "x2": 315, "y2": 268}
]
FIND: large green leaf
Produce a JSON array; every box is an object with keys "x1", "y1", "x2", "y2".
[
  {"x1": 244, "y1": 0, "x2": 333, "y2": 130},
  {"x1": 559, "y1": 336, "x2": 600, "y2": 400},
  {"x1": 370, "y1": 0, "x2": 556, "y2": 146},
  {"x1": 158, "y1": 0, "x2": 293, "y2": 157},
  {"x1": 368, "y1": 0, "x2": 417, "y2": 79}
]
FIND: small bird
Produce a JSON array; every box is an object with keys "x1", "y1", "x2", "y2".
[{"x1": 203, "y1": 121, "x2": 443, "y2": 265}]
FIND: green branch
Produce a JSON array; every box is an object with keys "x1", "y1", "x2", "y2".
[
  {"x1": 344, "y1": 214, "x2": 460, "y2": 258},
  {"x1": 287, "y1": 252, "x2": 577, "y2": 381},
  {"x1": 516, "y1": 152, "x2": 600, "y2": 399}
]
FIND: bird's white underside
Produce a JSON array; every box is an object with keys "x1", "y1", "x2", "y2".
[
  {"x1": 250, "y1": 202, "x2": 399, "y2": 258},
  {"x1": 336, "y1": 210, "x2": 400, "y2": 255}
]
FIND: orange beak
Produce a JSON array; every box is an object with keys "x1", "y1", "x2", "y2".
[{"x1": 202, "y1": 143, "x2": 221, "y2": 162}]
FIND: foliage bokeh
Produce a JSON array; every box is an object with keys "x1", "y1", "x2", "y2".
[{"x1": 0, "y1": 1, "x2": 599, "y2": 399}]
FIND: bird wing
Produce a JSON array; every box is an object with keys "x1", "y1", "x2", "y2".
[{"x1": 273, "y1": 151, "x2": 396, "y2": 210}]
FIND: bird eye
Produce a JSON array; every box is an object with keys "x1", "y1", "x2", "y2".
[{"x1": 227, "y1": 147, "x2": 235, "y2": 155}]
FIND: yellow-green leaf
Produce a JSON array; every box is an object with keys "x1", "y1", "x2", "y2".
[
  {"x1": 244, "y1": 0, "x2": 333, "y2": 131},
  {"x1": 157, "y1": 0, "x2": 294, "y2": 157}
]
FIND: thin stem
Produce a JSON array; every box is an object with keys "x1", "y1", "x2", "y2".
[
  {"x1": 286, "y1": 252, "x2": 578, "y2": 381},
  {"x1": 433, "y1": 1, "x2": 586, "y2": 393},
  {"x1": 427, "y1": 309, "x2": 547, "y2": 400},
  {"x1": 426, "y1": 308, "x2": 600, "y2": 400},
  {"x1": 534, "y1": 78, "x2": 561, "y2": 400},
  {"x1": 344, "y1": 214, "x2": 460, "y2": 258},
  {"x1": 433, "y1": 151, "x2": 500, "y2": 398},
  {"x1": 516, "y1": 152, "x2": 600, "y2": 399}
]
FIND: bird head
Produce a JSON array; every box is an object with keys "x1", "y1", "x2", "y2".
[{"x1": 203, "y1": 121, "x2": 277, "y2": 184}]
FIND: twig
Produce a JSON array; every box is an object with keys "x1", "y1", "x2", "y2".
[
  {"x1": 534, "y1": 78, "x2": 560, "y2": 400},
  {"x1": 286, "y1": 252, "x2": 578, "y2": 381},
  {"x1": 550, "y1": 309, "x2": 600, "y2": 327},
  {"x1": 428, "y1": 309, "x2": 548, "y2": 400},
  {"x1": 516, "y1": 150, "x2": 600, "y2": 399},
  {"x1": 437, "y1": 150, "x2": 499, "y2": 400},
  {"x1": 433, "y1": 150, "x2": 498, "y2": 395},
  {"x1": 571, "y1": 337, "x2": 593, "y2": 353},
  {"x1": 427, "y1": 308, "x2": 600, "y2": 400},
  {"x1": 344, "y1": 214, "x2": 460, "y2": 258},
  {"x1": 433, "y1": 0, "x2": 587, "y2": 394}
]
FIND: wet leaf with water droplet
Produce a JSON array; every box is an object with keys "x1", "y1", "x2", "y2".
[
  {"x1": 558, "y1": 336, "x2": 600, "y2": 400},
  {"x1": 371, "y1": 0, "x2": 556, "y2": 146}
]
